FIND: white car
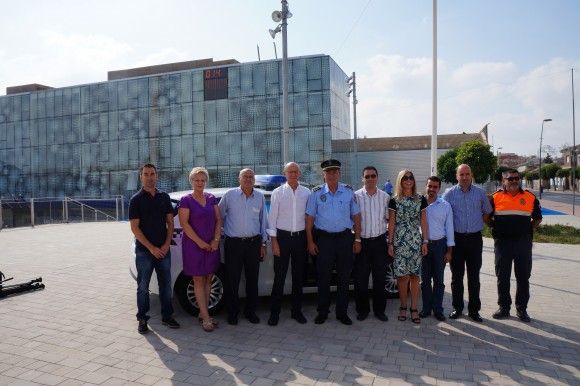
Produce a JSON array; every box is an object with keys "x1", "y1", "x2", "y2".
[{"x1": 130, "y1": 187, "x2": 399, "y2": 316}]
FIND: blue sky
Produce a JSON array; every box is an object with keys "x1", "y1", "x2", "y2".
[{"x1": 1, "y1": 0, "x2": 578, "y2": 156}]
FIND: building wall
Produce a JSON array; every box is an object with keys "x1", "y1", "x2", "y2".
[
  {"x1": 0, "y1": 55, "x2": 350, "y2": 199},
  {"x1": 334, "y1": 148, "x2": 450, "y2": 188}
]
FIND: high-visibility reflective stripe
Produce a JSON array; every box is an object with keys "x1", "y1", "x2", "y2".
[{"x1": 494, "y1": 210, "x2": 532, "y2": 216}]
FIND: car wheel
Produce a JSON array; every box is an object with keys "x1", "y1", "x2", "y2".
[
  {"x1": 384, "y1": 260, "x2": 399, "y2": 299},
  {"x1": 174, "y1": 266, "x2": 226, "y2": 316}
]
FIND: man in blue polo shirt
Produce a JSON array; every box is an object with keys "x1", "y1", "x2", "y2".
[
  {"x1": 129, "y1": 163, "x2": 180, "y2": 334},
  {"x1": 442, "y1": 164, "x2": 492, "y2": 322}
]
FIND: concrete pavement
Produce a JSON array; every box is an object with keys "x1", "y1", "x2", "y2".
[{"x1": 0, "y1": 222, "x2": 579, "y2": 385}]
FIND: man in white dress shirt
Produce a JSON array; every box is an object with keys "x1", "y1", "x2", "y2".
[
  {"x1": 354, "y1": 166, "x2": 391, "y2": 322},
  {"x1": 267, "y1": 162, "x2": 311, "y2": 326}
]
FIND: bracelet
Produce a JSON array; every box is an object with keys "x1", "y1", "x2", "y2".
[
  {"x1": 354, "y1": 238, "x2": 361, "y2": 243},
  {"x1": 422, "y1": 240, "x2": 429, "y2": 244}
]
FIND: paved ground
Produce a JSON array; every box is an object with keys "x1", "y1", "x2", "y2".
[{"x1": 1, "y1": 222, "x2": 579, "y2": 386}]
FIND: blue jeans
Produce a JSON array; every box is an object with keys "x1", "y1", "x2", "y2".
[
  {"x1": 135, "y1": 249, "x2": 173, "y2": 321},
  {"x1": 421, "y1": 238, "x2": 447, "y2": 315}
]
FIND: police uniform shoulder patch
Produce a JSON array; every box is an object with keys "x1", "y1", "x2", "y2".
[
  {"x1": 344, "y1": 184, "x2": 353, "y2": 190},
  {"x1": 312, "y1": 185, "x2": 323, "y2": 192}
]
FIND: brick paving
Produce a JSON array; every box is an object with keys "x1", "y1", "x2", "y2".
[{"x1": 1, "y1": 222, "x2": 579, "y2": 385}]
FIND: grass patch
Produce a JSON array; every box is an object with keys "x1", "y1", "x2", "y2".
[{"x1": 483, "y1": 224, "x2": 580, "y2": 244}]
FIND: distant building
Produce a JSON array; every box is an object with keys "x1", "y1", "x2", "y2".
[
  {"x1": 333, "y1": 128, "x2": 488, "y2": 186},
  {"x1": 561, "y1": 144, "x2": 580, "y2": 169}
]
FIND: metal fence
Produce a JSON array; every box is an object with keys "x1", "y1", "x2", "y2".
[{"x1": 0, "y1": 196, "x2": 125, "y2": 230}]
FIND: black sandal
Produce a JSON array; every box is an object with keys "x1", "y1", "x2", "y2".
[
  {"x1": 410, "y1": 309, "x2": 421, "y2": 324},
  {"x1": 398, "y1": 307, "x2": 407, "y2": 321}
]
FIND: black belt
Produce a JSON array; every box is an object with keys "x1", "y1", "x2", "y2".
[
  {"x1": 455, "y1": 231, "x2": 481, "y2": 237},
  {"x1": 277, "y1": 229, "x2": 306, "y2": 237},
  {"x1": 429, "y1": 237, "x2": 447, "y2": 244},
  {"x1": 226, "y1": 235, "x2": 261, "y2": 242},
  {"x1": 361, "y1": 233, "x2": 387, "y2": 241},
  {"x1": 316, "y1": 229, "x2": 351, "y2": 238}
]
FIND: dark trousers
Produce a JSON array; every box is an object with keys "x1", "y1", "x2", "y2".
[
  {"x1": 354, "y1": 235, "x2": 388, "y2": 316},
  {"x1": 494, "y1": 235, "x2": 532, "y2": 311},
  {"x1": 224, "y1": 236, "x2": 261, "y2": 317},
  {"x1": 135, "y1": 249, "x2": 173, "y2": 321},
  {"x1": 315, "y1": 229, "x2": 354, "y2": 317},
  {"x1": 421, "y1": 238, "x2": 447, "y2": 315},
  {"x1": 270, "y1": 230, "x2": 307, "y2": 316},
  {"x1": 450, "y1": 232, "x2": 483, "y2": 314}
]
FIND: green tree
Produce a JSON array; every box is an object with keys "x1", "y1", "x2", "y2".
[
  {"x1": 541, "y1": 163, "x2": 561, "y2": 190},
  {"x1": 455, "y1": 140, "x2": 497, "y2": 184},
  {"x1": 437, "y1": 148, "x2": 458, "y2": 184},
  {"x1": 556, "y1": 168, "x2": 570, "y2": 190}
]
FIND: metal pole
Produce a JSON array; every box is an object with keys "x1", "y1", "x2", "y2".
[
  {"x1": 30, "y1": 198, "x2": 35, "y2": 228},
  {"x1": 572, "y1": 68, "x2": 576, "y2": 214},
  {"x1": 352, "y1": 72, "x2": 358, "y2": 184},
  {"x1": 539, "y1": 123, "x2": 543, "y2": 199},
  {"x1": 116, "y1": 196, "x2": 119, "y2": 221},
  {"x1": 121, "y1": 195, "x2": 125, "y2": 220},
  {"x1": 81, "y1": 203, "x2": 84, "y2": 223},
  {"x1": 281, "y1": 0, "x2": 290, "y2": 166},
  {"x1": 0, "y1": 199, "x2": 3, "y2": 231},
  {"x1": 431, "y1": 0, "x2": 438, "y2": 175}
]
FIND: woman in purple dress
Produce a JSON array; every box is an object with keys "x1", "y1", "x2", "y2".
[{"x1": 178, "y1": 167, "x2": 222, "y2": 332}]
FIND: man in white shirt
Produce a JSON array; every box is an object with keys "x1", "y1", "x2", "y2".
[
  {"x1": 267, "y1": 162, "x2": 311, "y2": 326},
  {"x1": 354, "y1": 166, "x2": 390, "y2": 321}
]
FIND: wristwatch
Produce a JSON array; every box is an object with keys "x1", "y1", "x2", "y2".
[
  {"x1": 354, "y1": 238, "x2": 362, "y2": 243},
  {"x1": 422, "y1": 240, "x2": 429, "y2": 244}
]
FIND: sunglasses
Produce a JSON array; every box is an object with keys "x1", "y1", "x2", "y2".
[
  {"x1": 506, "y1": 176, "x2": 520, "y2": 182},
  {"x1": 364, "y1": 174, "x2": 377, "y2": 179},
  {"x1": 402, "y1": 175, "x2": 414, "y2": 181}
]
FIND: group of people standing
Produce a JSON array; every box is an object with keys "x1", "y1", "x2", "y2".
[{"x1": 129, "y1": 159, "x2": 541, "y2": 334}]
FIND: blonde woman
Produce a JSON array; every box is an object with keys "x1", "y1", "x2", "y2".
[
  {"x1": 178, "y1": 167, "x2": 222, "y2": 332},
  {"x1": 387, "y1": 170, "x2": 428, "y2": 324}
]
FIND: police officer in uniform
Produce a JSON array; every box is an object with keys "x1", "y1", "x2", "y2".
[
  {"x1": 306, "y1": 159, "x2": 361, "y2": 325},
  {"x1": 488, "y1": 169, "x2": 542, "y2": 322}
]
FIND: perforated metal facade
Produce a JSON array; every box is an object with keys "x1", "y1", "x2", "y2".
[{"x1": 0, "y1": 55, "x2": 350, "y2": 199}]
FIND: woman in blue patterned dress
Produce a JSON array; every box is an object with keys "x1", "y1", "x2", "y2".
[{"x1": 387, "y1": 170, "x2": 428, "y2": 324}]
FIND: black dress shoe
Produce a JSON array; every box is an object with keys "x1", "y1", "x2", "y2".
[
  {"x1": 337, "y1": 315, "x2": 353, "y2": 325},
  {"x1": 468, "y1": 312, "x2": 483, "y2": 323},
  {"x1": 162, "y1": 317, "x2": 180, "y2": 329},
  {"x1": 434, "y1": 313, "x2": 446, "y2": 321},
  {"x1": 227, "y1": 315, "x2": 238, "y2": 325},
  {"x1": 516, "y1": 309, "x2": 531, "y2": 323},
  {"x1": 291, "y1": 312, "x2": 307, "y2": 324},
  {"x1": 138, "y1": 320, "x2": 149, "y2": 334},
  {"x1": 492, "y1": 308, "x2": 510, "y2": 319},
  {"x1": 449, "y1": 310, "x2": 462, "y2": 319},
  {"x1": 356, "y1": 313, "x2": 368, "y2": 321},
  {"x1": 267, "y1": 314, "x2": 279, "y2": 326},
  {"x1": 419, "y1": 310, "x2": 431, "y2": 318},
  {"x1": 375, "y1": 313, "x2": 388, "y2": 322},
  {"x1": 314, "y1": 314, "x2": 327, "y2": 324},
  {"x1": 244, "y1": 313, "x2": 260, "y2": 324}
]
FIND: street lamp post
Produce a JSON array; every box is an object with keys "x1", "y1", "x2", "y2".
[
  {"x1": 539, "y1": 118, "x2": 552, "y2": 199},
  {"x1": 269, "y1": 1, "x2": 292, "y2": 166},
  {"x1": 346, "y1": 72, "x2": 358, "y2": 185}
]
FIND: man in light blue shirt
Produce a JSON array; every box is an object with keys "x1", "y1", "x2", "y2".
[
  {"x1": 306, "y1": 159, "x2": 361, "y2": 325},
  {"x1": 384, "y1": 179, "x2": 393, "y2": 195},
  {"x1": 442, "y1": 164, "x2": 492, "y2": 322},
  {"x1": 420, "y1": 176, "x2": 454, "y2": 322},
  {"x1": 219, "y1": 168, "x2": 268, "y2": 325}
]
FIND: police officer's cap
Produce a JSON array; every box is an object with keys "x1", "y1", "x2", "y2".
[{"x1": 321, "y1": 159, "x2": 341, "y2": 171}]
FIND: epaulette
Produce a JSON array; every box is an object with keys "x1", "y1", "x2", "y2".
[
  {"x1": 312, "y1": 185, "x2": 323, "y2": 192},
  {"x1": 344, "y1": 184, "x2": 353, "y2": 190}
]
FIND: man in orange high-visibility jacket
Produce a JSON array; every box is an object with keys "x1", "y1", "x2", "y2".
[{"x1": 487, "y1": 169, "x2": 542, "y2": 322}]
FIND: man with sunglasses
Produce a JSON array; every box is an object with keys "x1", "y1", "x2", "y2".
[
  {"x1": 442, "y1": 164, "x2": 492, "y2": 322},
  {"x1": 487, "y1": 169, "x2": 542, "y2": 322},
  {"x1": 353, "y1": 166, "x2": 390, "y2": 322}
]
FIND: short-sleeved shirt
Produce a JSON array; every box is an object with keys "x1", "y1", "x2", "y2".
[
  {"x1": 354, "y1": 187, "x2": 390, "y2": 238},
  {"x1": 306, "y1": 183, "x2": 360, "y2": 232},
  {"x1": 129, "y1": 188, "x2": 172, "y2": 252},
  {"x1": 442, "y1": 184, "x2": 492, "y2": 233},
  {"x1": 490, "y1": 189, "x2": 542, "y2": 239}
]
